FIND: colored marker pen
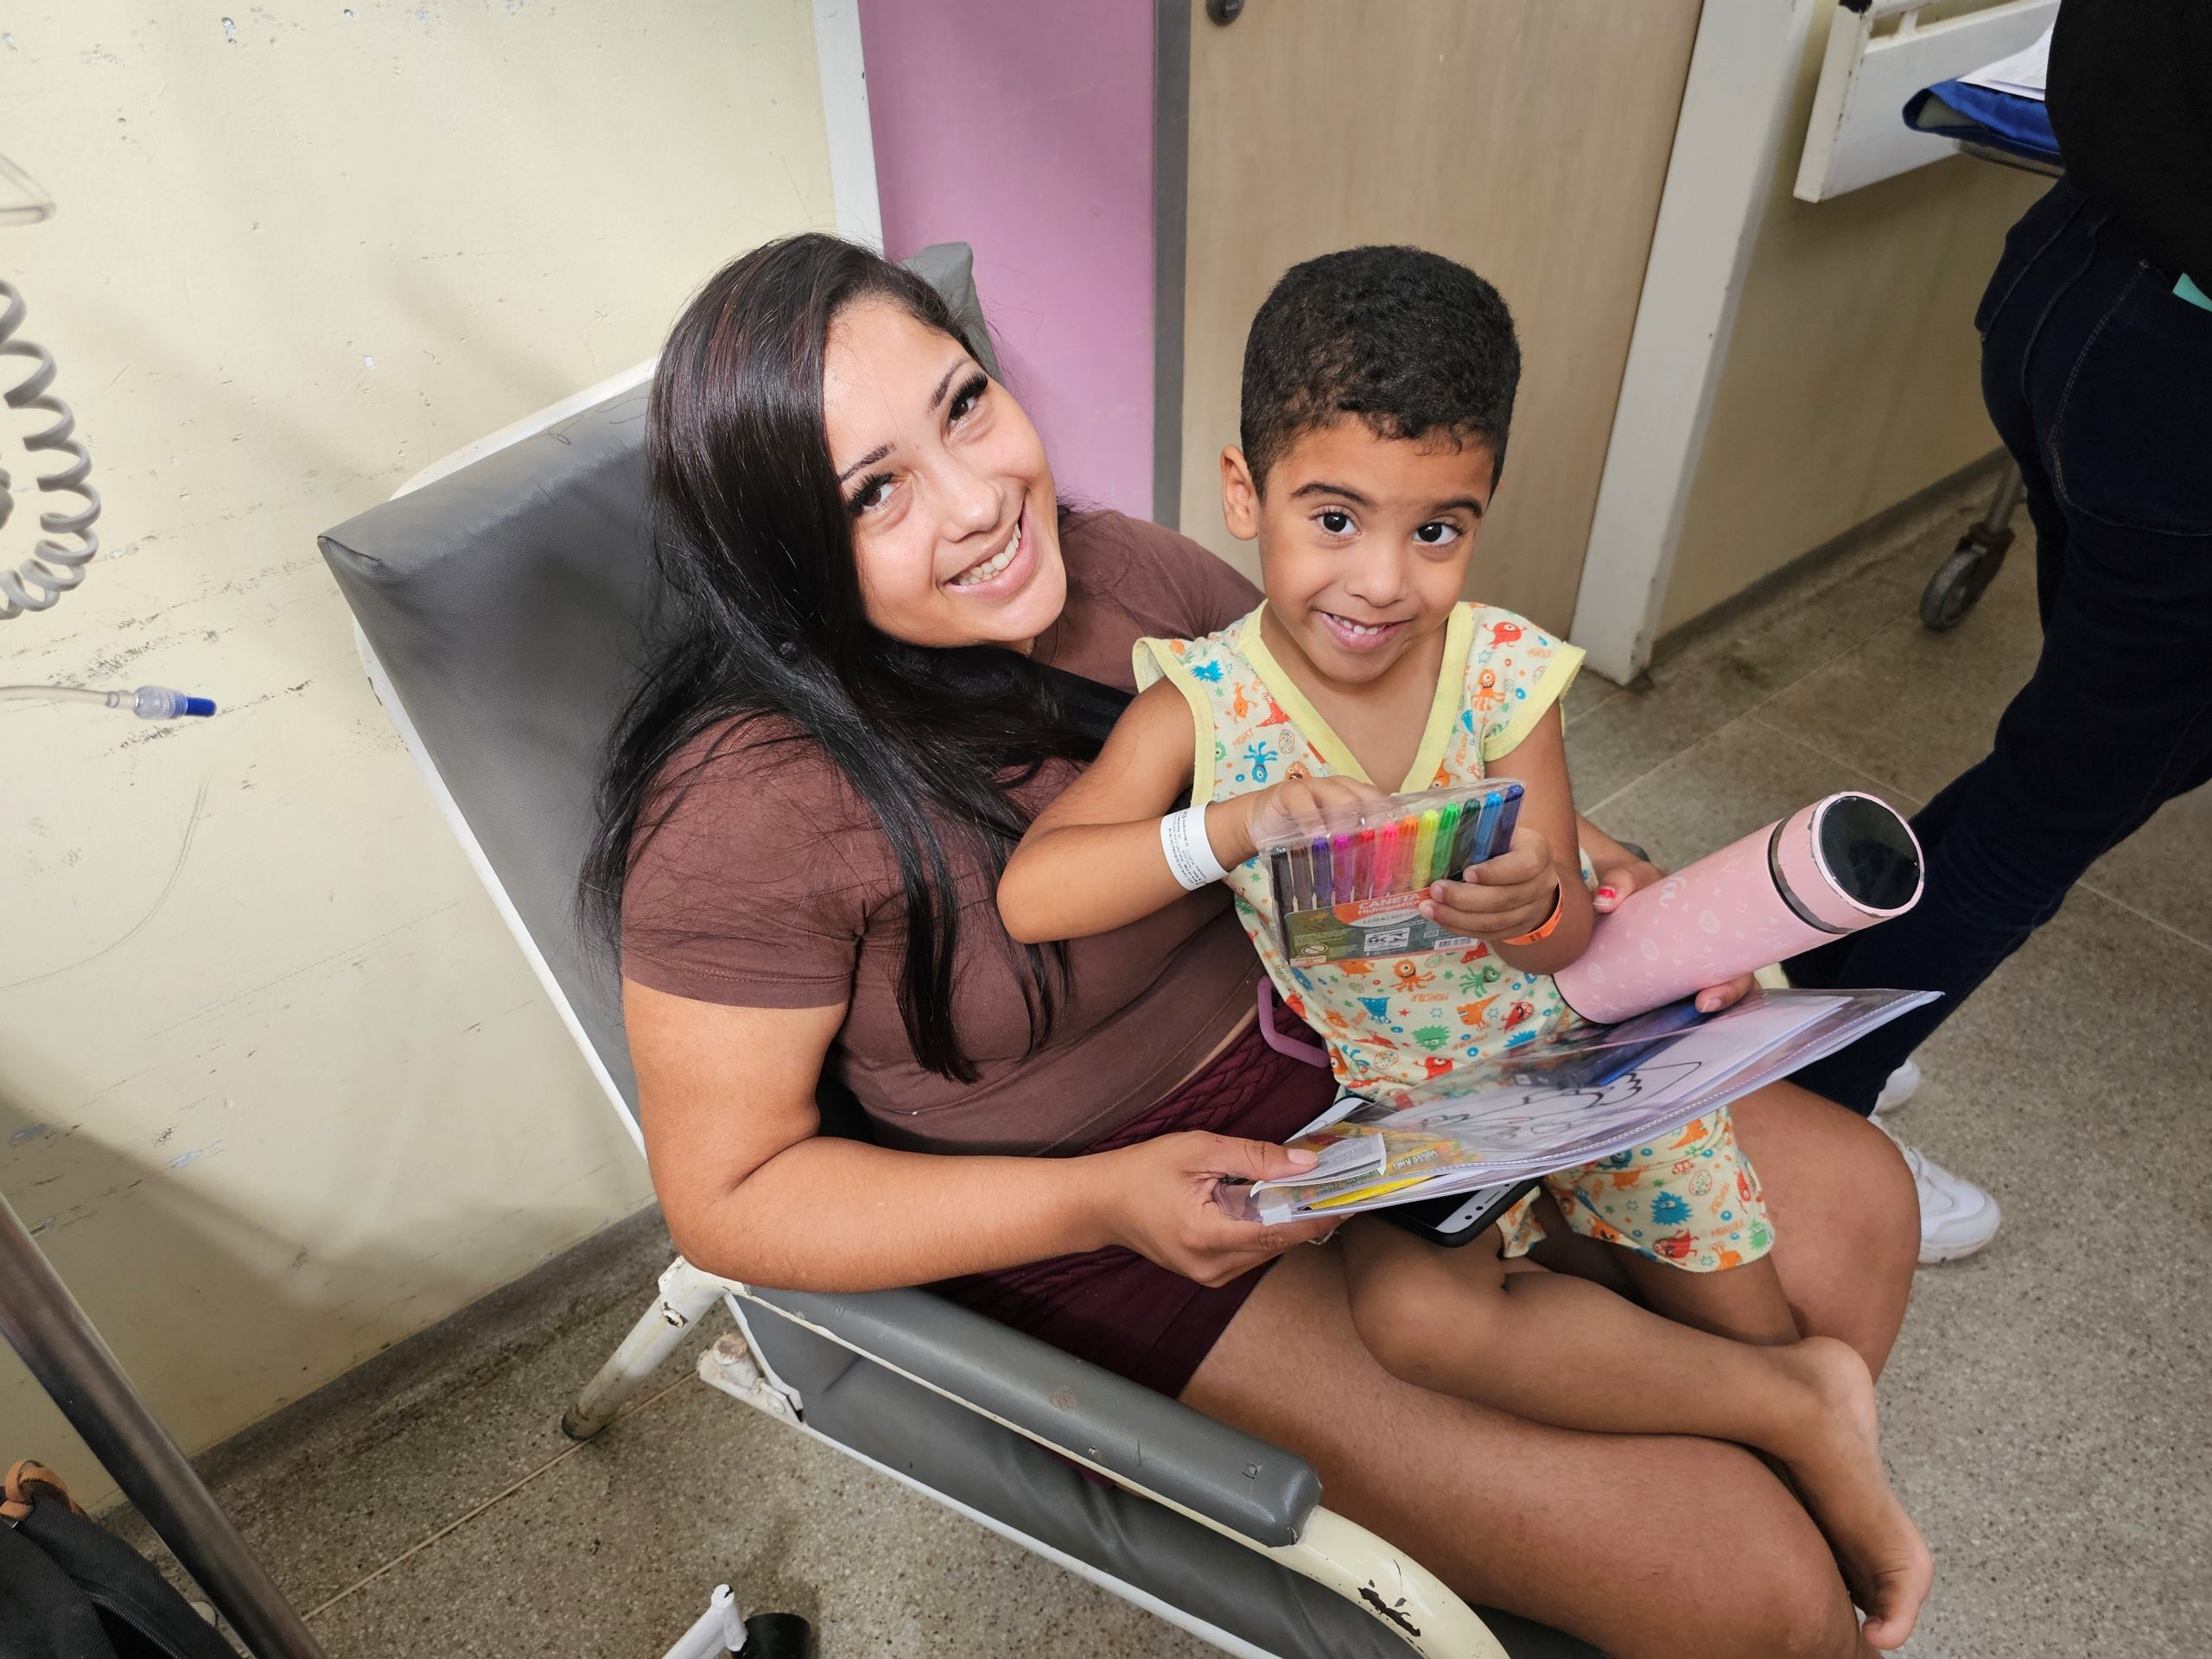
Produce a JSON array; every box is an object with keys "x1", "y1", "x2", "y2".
[
  {"x1": 1268, "y1": 848, "x2": 1295, "y2": 917},
  {"x1": 1431, "y1": 800, "x2": 1465, "y2": 885},
  {"x1": 1447, "y1": 791, "x2": 1484, "y2": 874},
  {"x1": 1374, "y1": 821, "x2": 1401, "y2": 898},
  {"x1": 1491, "y1": 784, "x2": 1525, "y2": 860},
  {"x1": 1411, "y1": 809, "x2": 1442, "y2": 890},
  {"x1": 1309, "y1": 835, "x2": 1333, "y2": 912},
  {"x1": 1467, "y1": 787, "x2": 1504, "y2": 868},
  {"x1": 1330, "y1": 831, "x2": 1356, "y2": 904},
  {"x1": 1351, "y1": 825, "x2": 1377, "y2": 901}
]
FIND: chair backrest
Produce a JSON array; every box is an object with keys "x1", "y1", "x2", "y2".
[{"x1": 319, "y1": 245, "x2": 996, "y2": 1130}]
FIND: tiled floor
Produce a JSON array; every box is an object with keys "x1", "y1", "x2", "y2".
[
  {"x1": 124, "y1": 480, "x2": 2210, "y2": 1656},
  {"x1": 1577, "y1": 491, "x2": 2212, "y2": 1659}
]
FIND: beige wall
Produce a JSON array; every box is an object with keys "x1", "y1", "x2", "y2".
[
  {"x1": 1656, "y1": 19, "x2": 2048, "y2": 635},
  {"x1": 1, "y1": 2, "x2": 832, "y2": 1507}
]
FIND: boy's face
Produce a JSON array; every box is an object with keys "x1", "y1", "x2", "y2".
[{"x1": 1221, "y1": 419, "x2": 1496, "y2": 686}]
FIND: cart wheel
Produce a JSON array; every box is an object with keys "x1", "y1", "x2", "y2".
[
  {"x1": 742, "y1": 1613, "x2": 814, "y2": 1657},
  {"x1": 1918, "y1": 532, "x2": 2011, "y2": 632}
]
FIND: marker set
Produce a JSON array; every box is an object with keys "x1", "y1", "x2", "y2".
[{"x1": 1262, "y1": 782, "x2": 1524, "y2": 963}]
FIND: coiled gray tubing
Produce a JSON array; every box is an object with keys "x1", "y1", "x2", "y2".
[{"x1": 0, "y1": 278, "x2": 101, "y2": 618}]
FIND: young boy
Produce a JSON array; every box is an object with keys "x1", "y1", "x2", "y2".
[{"x1": 1000, "y1": 247, "x2": 1929, "y2": 1649}]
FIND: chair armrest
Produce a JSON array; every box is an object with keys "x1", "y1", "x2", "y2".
[{"x1": 741, "y1": 1284, "x2": 1320, "y2": 1548}]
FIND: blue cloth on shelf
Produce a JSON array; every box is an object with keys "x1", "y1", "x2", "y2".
[{"x1": 1904, "y1": 79, "x2": 2061, "y2": 167}]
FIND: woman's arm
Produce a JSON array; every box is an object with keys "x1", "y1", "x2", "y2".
[{"x1": 628, "y1": 980, "x2": 1329, "y2": 1291}]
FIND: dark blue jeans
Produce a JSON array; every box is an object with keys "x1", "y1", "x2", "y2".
[{"x1": 1789, "y1": 181, "x2": 2212, "y2": 1114}]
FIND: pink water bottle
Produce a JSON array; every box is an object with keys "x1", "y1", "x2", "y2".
[{"x1": 1554, "y1": 793, "x2": 1923, "y2": 1025}]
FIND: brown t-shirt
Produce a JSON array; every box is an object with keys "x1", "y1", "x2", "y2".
[{"x1": 620, "y1": 511, "x2": 1264, "y2": 1154}]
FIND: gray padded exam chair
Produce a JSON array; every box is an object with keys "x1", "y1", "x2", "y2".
[{"x1": 318, "y1": 247, "x2": 1597, "y2": 1659}]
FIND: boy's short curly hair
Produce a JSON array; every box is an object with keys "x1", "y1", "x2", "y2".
[{"x1": 1239, "y1": 245, "x2": 1520, "y2": 494}]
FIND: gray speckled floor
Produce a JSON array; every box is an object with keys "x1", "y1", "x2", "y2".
[
  {"x1": 119, "y1": 476, "x2": 2212, "y2": 1656},
  {"x1": 118, "y1": 1203, "x2": 1218, "y2": 1658},
  {"x1": 1579, "y1": 489, "x2": 2212, "y2": 1659}
]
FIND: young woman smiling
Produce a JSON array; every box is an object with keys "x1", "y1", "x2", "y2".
[{"x1": 585, "y1": 234, "x2": 1919, "y2": 1658}]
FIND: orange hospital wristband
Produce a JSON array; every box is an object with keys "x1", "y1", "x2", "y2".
[{"x1": 1503, "y1": 884, "x2": 1565, "y2": 946}]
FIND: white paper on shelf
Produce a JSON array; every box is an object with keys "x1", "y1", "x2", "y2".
[{"x1": 1961, "y1": 24, "x2": 2052, "y2": 101}]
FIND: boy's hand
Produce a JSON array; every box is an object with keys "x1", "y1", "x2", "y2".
[
  {"x1": 1219, "y1": 773, "x2": 1389, "y2": 868},
  {"x1": 1418, "y1": 825, "x2": 1560, "y2": 943}
]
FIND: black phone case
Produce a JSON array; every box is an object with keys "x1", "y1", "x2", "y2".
[{"x1": 1379, "y1": 1177, "x2": 1541, "y2": 1248}]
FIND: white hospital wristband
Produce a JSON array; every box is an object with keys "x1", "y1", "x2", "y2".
[{"x1": 1160, "y1": 803, "x2": 1231, "y2": 890}]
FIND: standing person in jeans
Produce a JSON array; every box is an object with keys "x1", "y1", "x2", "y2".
[{"x1": 1790, "y1": 0, "x2": 2212, "y2": 1259}]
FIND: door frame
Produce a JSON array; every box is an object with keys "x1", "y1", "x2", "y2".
[
  {"x1": 1152, "y1": 0, "x2": 1194, "y2": 530},
  {"x1": 811, "y1": 0, "x2": 885, "y2": 250},
  {"x1": 1148, "y1": 0, "x2": 1820, "y2": 682},
  {"x1": 1569, "y1": 0, "x2": 1818, "y2": 681}
]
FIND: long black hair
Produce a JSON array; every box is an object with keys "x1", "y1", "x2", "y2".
[{"x1": 581, "y1": 233, "x2": 1095, "y2": 1081}]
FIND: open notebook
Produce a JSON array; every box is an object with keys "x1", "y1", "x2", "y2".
[{"x1": 1238, "y1": 988, "x2": 1936, "y2": 1224}]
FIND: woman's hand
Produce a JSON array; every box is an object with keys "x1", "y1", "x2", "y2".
[
  {"x1": 1084, "y1": 1132, "x2": 1338, "y2": 1286},
  {"x1": 1417, "y1": 824, "x2": 1563, "y2": 943},
  {"x1": 1588, "y1": 849, "x2": 1758, "y2": 1014}
]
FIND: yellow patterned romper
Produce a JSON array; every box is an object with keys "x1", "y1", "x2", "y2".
[{"x1": 1137, "y1": 601, "x2": 1770, "y2": 1270}]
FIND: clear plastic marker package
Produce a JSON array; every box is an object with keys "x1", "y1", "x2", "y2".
[{"x1": 1262, "y1": 781, "x2": 1524, "y2": 964}]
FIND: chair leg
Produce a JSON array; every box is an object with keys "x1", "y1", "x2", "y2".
[
  {"x1": 562, "y1": 1256, "x2": 730, "y2": 1440},
  {"x1": 696, "y1": 1331, "x2": 802, "y2": 1425}
]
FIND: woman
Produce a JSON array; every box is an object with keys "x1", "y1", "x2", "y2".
[{"x1": 587, "y1": 234, "x2": 1918, "y2": 1658}]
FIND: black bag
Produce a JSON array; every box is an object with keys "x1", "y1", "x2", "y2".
[{"x1": 0, "y1": 1462, "x2": 237, "y2": 1659}]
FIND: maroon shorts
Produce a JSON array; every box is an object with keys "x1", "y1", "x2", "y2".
[{"x1": 931, "y1": 1013, "x2": 1339, "y2": 1399}]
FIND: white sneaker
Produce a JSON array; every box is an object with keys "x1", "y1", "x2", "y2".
[
  {"x1": 1886, "y1": 1133, "x2": 2002, "y2": 1263},
  {"x1": 1872, "y1": 1058, "x2": 1922, "y2": 1116}
]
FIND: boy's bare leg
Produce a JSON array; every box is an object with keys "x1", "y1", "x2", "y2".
[
  {"x1": 1620, "y1": 1250, "x2": 1802, "y2": 1346},
  {"x1": 1530, "y1": 1079, "x2": 1929, "y2": 1380},
  {"x1": 1338, "y1": 1218, "x2": 1930, "y2": 1649},
  {"x1": 1537, "y1": 1082, "x2": 1923, "y2": 1375},
  {"x1": 1522, "y1": 1192, "x2": 1630, "y2": 1278}
]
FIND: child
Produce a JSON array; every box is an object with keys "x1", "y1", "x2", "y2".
[{"x1": 1001, "y1": 247, "x2": 1930, "y2": 1649}]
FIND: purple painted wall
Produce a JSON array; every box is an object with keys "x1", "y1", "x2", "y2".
[{"x1": 856, "y1": 0, "x2": 1156, "y2": 518}]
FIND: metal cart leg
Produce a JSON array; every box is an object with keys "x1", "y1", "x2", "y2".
[
  {"x1": 1920, "y1": 459, "x2": 2024, "y2": 631},
  {"x1": 0, "y1": 1194, "x2": 326, "y2": 1659}
]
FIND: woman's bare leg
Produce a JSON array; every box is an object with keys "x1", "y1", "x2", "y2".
[
  {"x1": 1337, "y1": 1221, "x2": 1929, "y2": 1648},
  {"x1": 1729, "y1": 1080, "x2": 1919, "y2": 1375},
  {"x1": 1341, "y1": 1221, "x2": 1833, "y2": 1450},
  {"x1": 1529, "y1": 1081, "x2": 1919, "y2": 1374},
  {"x1": 1185, "y1": 1244, "x2": 1883, "y2": 1659}
]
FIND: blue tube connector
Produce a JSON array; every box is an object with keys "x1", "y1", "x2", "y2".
[{"x1": 130, "y1": 685, "x2": 217, "y2": 720}]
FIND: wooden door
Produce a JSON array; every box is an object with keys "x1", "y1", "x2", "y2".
[{"x1": 1177, "y1": 0, "x2": 1702, "y2": 633}]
